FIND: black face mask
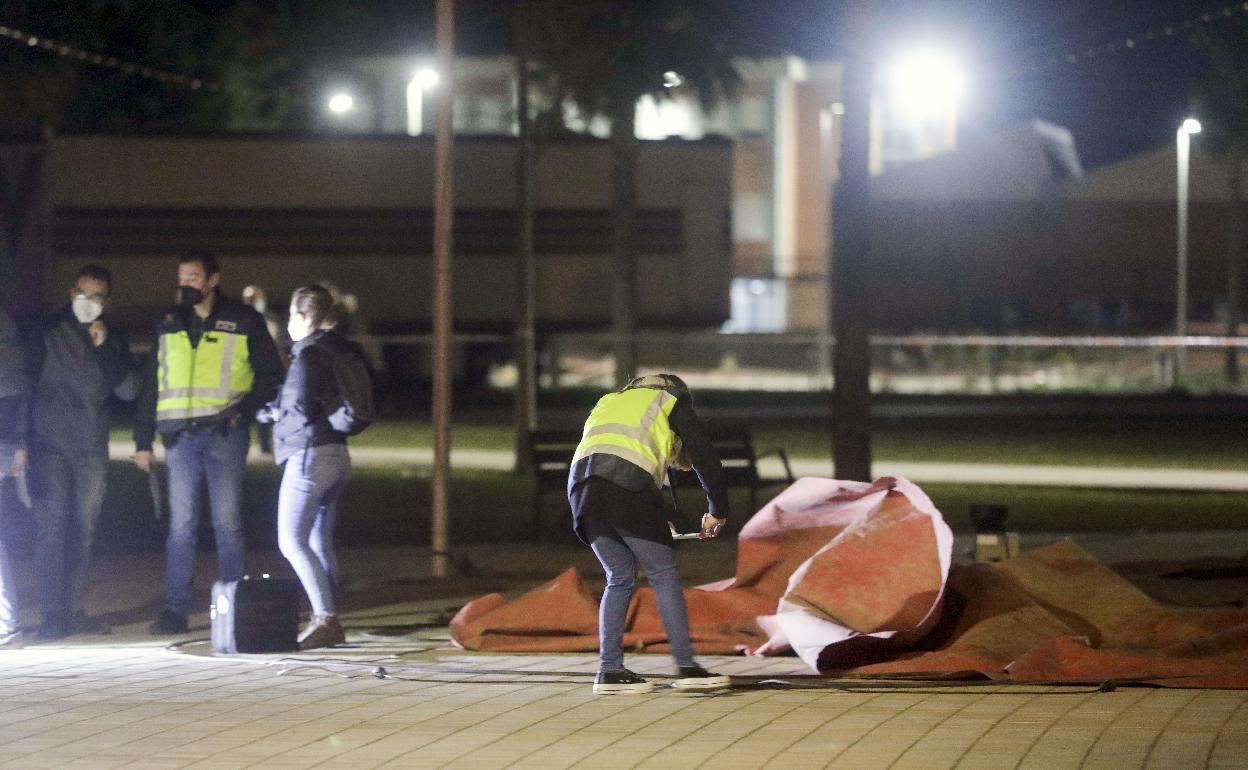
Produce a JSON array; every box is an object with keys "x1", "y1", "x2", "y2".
[{"x1": 176, "y1": 286, "x2": 204, "y2": 308}]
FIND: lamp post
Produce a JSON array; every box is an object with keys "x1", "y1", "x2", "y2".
[
  {"x1": 430, "y1": 0, "x2": 454, "y2": 579},
  {"x1": 406, "y1": 68, "x2": 439, "y2": 136},
  {"x1": 1176, "y1": 117, "x2": 1201, "y2": 382}
]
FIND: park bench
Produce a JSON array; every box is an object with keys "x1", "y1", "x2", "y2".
[
  {"x1": 526, "y1": 423, "x2": 795, "y2": 541},
  {"x1": 667, "y1": 424, "x2": 795, "y2": 514},
  {"x1": 526, "y1": 428, "x2": 585, "y2": 541}
]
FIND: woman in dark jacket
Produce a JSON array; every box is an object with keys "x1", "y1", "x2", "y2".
[{"x1": 260, "y1": 284, "x2": 358, "y2": 650}]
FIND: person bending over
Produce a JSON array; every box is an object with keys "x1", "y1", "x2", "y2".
[{"x1": 568, "y1": 373, "x2": 732, "y2": 694}]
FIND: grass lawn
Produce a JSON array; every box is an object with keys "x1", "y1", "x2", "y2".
[
  {"x1": 764, "y1": 421, "x2": 1248, "y2": 471},
  {"x1": 85, "y1": 413, "x2": 1247, "y2": 555},
  {"x1": 50, "y1": 462, "x2": 1245, "y2": 560},
  {"x1": 113, "y1": 415, "x2": 1247, "y2": 469}
]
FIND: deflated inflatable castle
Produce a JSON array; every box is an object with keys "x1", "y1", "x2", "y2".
[{"x1": 451, "y1": 477, "x2": 1248, "y2": 689}]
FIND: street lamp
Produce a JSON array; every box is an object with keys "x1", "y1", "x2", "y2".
[
  {"x1": 878, "y1": 49, "x2": 966, "y2": 169},
  {"x1": 406, "y1": 68, "x2": 439, "y2": 136},
  {"x1": 883, "y1": 51, "x2": 966, "y2": 119},
  {"x1": 327, "y1": 92, "x2": 355, "y2": 114},
  {"x1": 1176, "y1": 116, "x2": 1202, "y2": 382}
]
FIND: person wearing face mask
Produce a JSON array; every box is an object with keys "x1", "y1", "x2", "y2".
[
  {"x1": 255, "y1": 285, "x2": 369, "y2": 649},
  {"x1": 133, "y1": 254, "x2": 282, "y2": 635},
  {"x1": 26, "y1": 265, "x2": 139, "y2": 640},
  {"x1": 0, "y1": 305, "x2": 31, "y2": 648}
]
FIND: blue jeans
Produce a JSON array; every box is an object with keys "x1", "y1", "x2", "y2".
[
  {"x1": 583, "y1": 514, "x2": 696, "y2": 672},
  {"x1": 31, "y1": 451, "x2": 107, "y2": 626},
  {"x1": 277, "y1": 444, "x2": 350, "y2": 616},
  {"x1": 163, "y1": 423, "x2": 249, "y2": 617}
]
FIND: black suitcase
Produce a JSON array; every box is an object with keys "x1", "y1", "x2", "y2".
[{"x1": 210, "y1": 575, "x2": 300, "y2": 654}]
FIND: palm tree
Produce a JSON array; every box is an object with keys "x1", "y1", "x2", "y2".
[
  {"x1": 519, "y1": 0, "x2": 740, "y2": 383},
  {"x1": 1192, "y1": 20, "x2": 1248, "y2": 385}
]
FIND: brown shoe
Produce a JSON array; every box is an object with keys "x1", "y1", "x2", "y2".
[{"x1": 298, "y1": 615, "x2": 346, "y2": 650}]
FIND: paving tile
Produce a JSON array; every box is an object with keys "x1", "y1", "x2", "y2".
[{"x1": 3, "y1": 579, "x2": 1248, "y2": 770}]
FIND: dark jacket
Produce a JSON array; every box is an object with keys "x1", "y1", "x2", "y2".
[
  {"x1": 29, "y1": 307, "x2": 139, "y2": 457},
  {"x1": 267, "y1": 329, "x2": 357, "y2": 465},
  {"x1": 567, "y1": 390, "x2": 730, "y2": 542},
  {"x1": 0, "y1": 309, "x2": 29, "y2": 448},
  {"x1": 134, "y1": 295, "x2": 283, "y2": 451}
]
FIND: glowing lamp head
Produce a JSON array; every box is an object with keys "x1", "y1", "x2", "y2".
[
  {"x1": 411, "y1": 68, "x2": 439, "y2": 90},
  {"x1": 1181, "y1": 118, "x2": 1202, "y2": 135},
  {"x1": 884, "y1": 50, "x2": 967, "y2": 116},
  {"x1": 327, "y1": 93, "x2": 355, "y2": 114}
]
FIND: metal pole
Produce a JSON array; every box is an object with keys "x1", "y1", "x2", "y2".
[
  {"x1": 431, "y1": 0, "x2": 454, "y2": 579},
  {"x1": 513, "y1": 18, "x2": 538, "y2": 469},
  {"x1": 1176, "y1": 126, "x2": 1190, "y2": 382}
]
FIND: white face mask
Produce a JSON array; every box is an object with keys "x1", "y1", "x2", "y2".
[
  {"x1": 287, "y1": 316, "x2": 308, "y2": 342},
  {"x1": 72, "y1": 296, "x2": 104, "y2": 324}
]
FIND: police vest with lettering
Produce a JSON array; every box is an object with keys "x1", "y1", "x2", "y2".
[
  {"x1": 572, "y1": 388, "x2": 679, "y2": 488},
  {"x1": 155, "y1": 321, "x2": 254, "y2": 422}
]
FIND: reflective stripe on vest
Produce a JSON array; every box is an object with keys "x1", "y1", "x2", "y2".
[
  {"x1": 572, "y1": 388, "x2": 678, "y2": 487},
  {"x1": 155, "y1": 329, "x2": 255, "y2": 421}
]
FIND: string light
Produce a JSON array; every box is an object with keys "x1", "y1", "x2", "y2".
[
  {"x1": 1003, "y1": 1, "x2": 1248, "y2": 79},
  {"x1": 0, "y1": 23, "x2": 222, "y2": 93},
  {"x1": 5, "y1": 4, "x2": 1245, "y2": 95}
]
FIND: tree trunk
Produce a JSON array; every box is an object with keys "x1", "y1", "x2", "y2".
[
  {"x1": 512, "y1": 29, "x2": 538, "y2": 471},
  {"x1": 1226, "y1": 147, "x2": 1244, "y2": 385},
  {"x1": 829, "y1": 3, "x2": 875, "y2": 482},
  {"x1": 610, "y1": 101, "x2": 639, "y2": 384}
]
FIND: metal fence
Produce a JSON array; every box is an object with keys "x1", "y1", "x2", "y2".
[{"x1": 362, "y1": 332, "x2": 1248, "y2": 395}]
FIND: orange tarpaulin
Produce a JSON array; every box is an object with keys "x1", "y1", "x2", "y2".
[{"x1": 450, "y1": 477, "x2": 1248, "y2": 688}]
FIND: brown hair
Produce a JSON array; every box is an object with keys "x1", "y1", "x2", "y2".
[{"x1": 291, "y1": 284, "x2": 336, "y2": 330}]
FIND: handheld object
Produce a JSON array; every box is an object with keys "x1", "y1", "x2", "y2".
[
  {"x1": 670, "y1": 512, "x2": 727, "y2": 540},
  {"x1": 147, "y1": 466, "x2": 164, "y2": 520}
]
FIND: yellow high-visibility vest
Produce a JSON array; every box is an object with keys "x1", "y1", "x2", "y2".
[
  {"x1": 155, "y1": 329, "x2": 254, "y2": 421},
  {"x1": 572, "y1": 388, "x2": 679, "y2": 488}
]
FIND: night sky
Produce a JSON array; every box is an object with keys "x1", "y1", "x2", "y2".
[
  {"x1": 5, "y1": 1, "x2": 1242, "y2": 168},
  {"x1": 359, "y1": 0, "x2": 1245, "y2": 169},
  {"x1": 748, "y1": 0, "x2": 1242, "y2": 168}
]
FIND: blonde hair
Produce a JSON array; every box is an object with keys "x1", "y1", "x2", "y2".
[{"x1": 291, "y1": 284, "x2": 336, "y2": 330}]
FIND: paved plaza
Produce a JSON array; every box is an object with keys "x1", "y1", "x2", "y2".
[{"x1": 2, "y1": 541, "x2": 1248, "y2": 768}]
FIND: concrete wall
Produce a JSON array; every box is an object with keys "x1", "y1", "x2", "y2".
[
  {"x1": 863, "y1": 198, "x2": 1240, "y2": 333},
  {"x1": 47, "y1": 134, "x2": 732, "y2": 332}
]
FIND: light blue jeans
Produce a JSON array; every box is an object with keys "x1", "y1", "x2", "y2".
[
  {"x1": 583, "y1": 514, "x2": 696, "y2": 672},
  {"x1": 163, "y1": 423, "x2": 249, "y2": 617},
  {"x1": 277, "y1": 444, "x2": 350, "y2": 616}
]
